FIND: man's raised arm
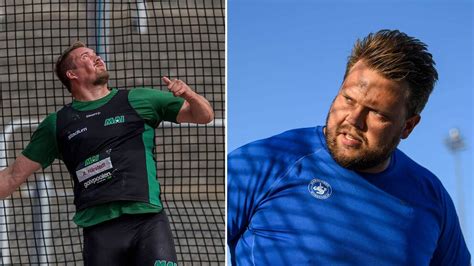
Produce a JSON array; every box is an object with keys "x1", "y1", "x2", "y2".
[{"x1": 162, "y1": 76, "x2": 214, "y2": 124}]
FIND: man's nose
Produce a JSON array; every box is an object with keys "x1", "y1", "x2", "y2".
[{"x1": 346, "y1": 107, "x2": 367, "y2": 130}]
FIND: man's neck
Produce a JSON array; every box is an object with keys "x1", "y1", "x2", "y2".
[
  {"x1": 72, "y1": 84, "x2": 110, "y2": 102},
  {"x1": 355, "y1": 158, "x2": 391, "y2": 174}
]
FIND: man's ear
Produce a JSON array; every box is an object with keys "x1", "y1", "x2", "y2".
[
  {"x1": 66, "y1": 69, "x2": 77, "y2": 80},
  {"x1": 401, "y1": 114, "x2": 421, "y2": 139}
]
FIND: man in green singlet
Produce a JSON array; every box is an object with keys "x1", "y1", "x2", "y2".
[{"x1": 0, "y1": 41, "x2": 214, "y2": 266}]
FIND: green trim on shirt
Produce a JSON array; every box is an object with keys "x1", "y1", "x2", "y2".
[
  {"x1": 71, "y1": 88, "x2": 118, "y2": 110},
  {"x1": 21, "y1": 87, "x2": 184, "y2": 227},
  {"x1": 143, "y1": 123, "x2": 161, "y2": 206}
]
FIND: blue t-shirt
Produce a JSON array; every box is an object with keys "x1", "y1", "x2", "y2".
[{"x1": 228, "y1": 126, "x2": 470, "y2": 265}]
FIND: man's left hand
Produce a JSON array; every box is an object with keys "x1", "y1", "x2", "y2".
[{"x1": 162, "y1": 76, "x2": 196, "y2": 100}]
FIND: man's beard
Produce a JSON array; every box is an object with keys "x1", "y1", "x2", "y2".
[
  {"x1": 93, "y1": 70, "x2": 109, "y2": 86},
  {"x1": 324, "y1": 113, "x2": 401, "y2": 171}
]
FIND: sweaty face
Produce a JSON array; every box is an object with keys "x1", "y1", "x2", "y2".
[
  {"x1": 325, "y1": 60, "x2": 418, "y2": 173},
  {"x1": 69, "y1": 47, "x2": 109, "y2": 86}
]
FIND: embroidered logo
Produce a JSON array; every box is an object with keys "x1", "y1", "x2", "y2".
[
  {"x1": 104, "y1": 115, "x2": 125, "y2": 126},
  {"x1": 67, "y1": 127, "x2": 87, "y2": 140},
  {"x1": 86, "y1": 111, "x2": 101, "y2": 118},
  {"x1": 308, "y1": 178, "x2": 332, "y2": 200},
  {"x1": 154, "y1": 260, "x2": 177, "y2": 266}
]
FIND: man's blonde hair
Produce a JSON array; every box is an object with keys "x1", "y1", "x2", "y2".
[
  {"x1": 344, "y1": 30, "x2": 438, "y2": 117},
  {"x1": 55, "y1": 41, "x2": 86, "y2": 92}
]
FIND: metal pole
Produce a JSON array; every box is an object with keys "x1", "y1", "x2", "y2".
[
  {"x1": 445, "y1": 128, "x2": 466, "y2": 234},
  {"x1": 133, "y1": 0, "x2": 148, "y2": 34},
  {"x1": 454, "y1": 151, "x2": 465, "y2": 232},
  {"x1": 95, "y1": 0, "x2": 111, "y2": 63}
]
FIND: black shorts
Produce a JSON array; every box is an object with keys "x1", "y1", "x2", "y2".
[{"x1": 83, "y1": 211, "x2": 177, "y2": 266}]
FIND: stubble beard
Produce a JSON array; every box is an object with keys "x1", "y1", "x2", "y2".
[
  {"x1": 324, "y1": 111, "x2": 401, "y2": 171},
  {"x1": 93, "y1": 70, "x2": 109, "y2": 86}
]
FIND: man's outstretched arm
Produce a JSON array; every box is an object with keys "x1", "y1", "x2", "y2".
[
  {"x1": 0, "y1": 155, "x2": 41, "y2": 198},
  {"x1": 162, "y1": 76, "x2": 214, "y2": 124}
]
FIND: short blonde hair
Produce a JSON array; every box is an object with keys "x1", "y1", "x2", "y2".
[
  {"x1": 55, "y1": 41, "x2": 86, "y2": 92},
  {"x1": 344, "y1": 30, "x2": 438, "y2": 117}
]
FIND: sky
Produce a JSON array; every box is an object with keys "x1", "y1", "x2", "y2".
[{"x1": 228, "y1": 0, "x2": 474, "y2": 257}]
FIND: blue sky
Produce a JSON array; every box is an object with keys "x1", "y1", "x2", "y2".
[{"x1": 228, "y1": 0, "x2": 473, "y2": 256}]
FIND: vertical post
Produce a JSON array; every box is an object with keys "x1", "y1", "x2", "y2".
[
  {"x1": 454, "y1": 152, "x2": 464, "y2": 230},
  {"x1": 133, "y1": 0, "x2": 148, "y2": 34},
  {"x1": 0, "y1": 7, "x2": 5, "y2": 31},
  {"x1": 0, "y1": 200, "x2": 11, "y2": 265},
  {"x1": 30, "y1": 178, "x2": 53, "y2": 264},
  {"x1": 93, "y1": 0, "x2": 111, "y2": 63},
  {"x1": 445, "y1": 128, "x2": 466, "y2": 234}
]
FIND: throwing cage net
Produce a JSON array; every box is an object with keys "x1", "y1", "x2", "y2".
[{"x1": 0, "y1": 0, "x2": 224, "y2": 264}]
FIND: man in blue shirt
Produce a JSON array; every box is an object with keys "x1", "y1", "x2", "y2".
[{"x1": 228, "y1": 30, "x2": 471, "y2": 265}]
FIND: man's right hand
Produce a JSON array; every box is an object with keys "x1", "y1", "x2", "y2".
[{"x1": 0, "y1": 155, "x2": 41, "y2": 199}]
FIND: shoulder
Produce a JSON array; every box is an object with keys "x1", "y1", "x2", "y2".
[
  {"x1": 32, "y1": 112, "x2": 58, "y2": 139},
  {"x1": 395, "y1": 149, "x2": 449, "y2": 202},
  {"x1": 396, "y1": 150, "x2": 442, "y2": 183},
  {"x1": 128, "y1": 87, "x2": 169, "y2": 99},
  {"x1": 128, "y1": 87, "x2": 180, "y2": 107},
  {"x1": 230, "y1": 127, "x2": 320, "y2": 156},
  {"x1": 398, "y1": 149, "x2": 474, "y2": 264},
  {"x1": 129, "y1": 87, "x2": 154, "y2": 94},
  {"x1": 128, "y1": 87, "x2": 150, "y2": 102},
  {"x1": 229, "y1": 127, "x2": 322, "y2": 176},
  {"x1": 39, "y1": 112, "x2": 58, "y2": 128}
]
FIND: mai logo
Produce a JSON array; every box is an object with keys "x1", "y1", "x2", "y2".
[
  {"x1": 84, "y1": 154, "x2": 100, "y2": 166},
  {"x1": 104, "y1": 115, "x2": 125, "y2": 126},
  {"x1": 308, "y1": 178, "x2": 332, "y2": 200},
  {"x1": 154, "y1": 260, "x2": 177, "y2": 266}
]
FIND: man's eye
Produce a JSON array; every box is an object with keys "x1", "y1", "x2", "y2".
[
  {"x1": 343, "y1": 96, "x2": 353, "y2": 103},
  {"x1": 372, "y1": 111, "x2": 388, "y2": 121}
]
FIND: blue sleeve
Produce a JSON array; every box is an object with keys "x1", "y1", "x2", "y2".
[
  {"x1": 430, "y1": 185, "x2": 471, "y2": 265},
  {"x1": 227, "y1": 145, "x2": 269, "y2": 243},
  {"x1": 227, "y1": 142, "x2": 289, "y2": 244},
  {"x1": 227, "y1": 128, "x2": 319, "y2": 264}
]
